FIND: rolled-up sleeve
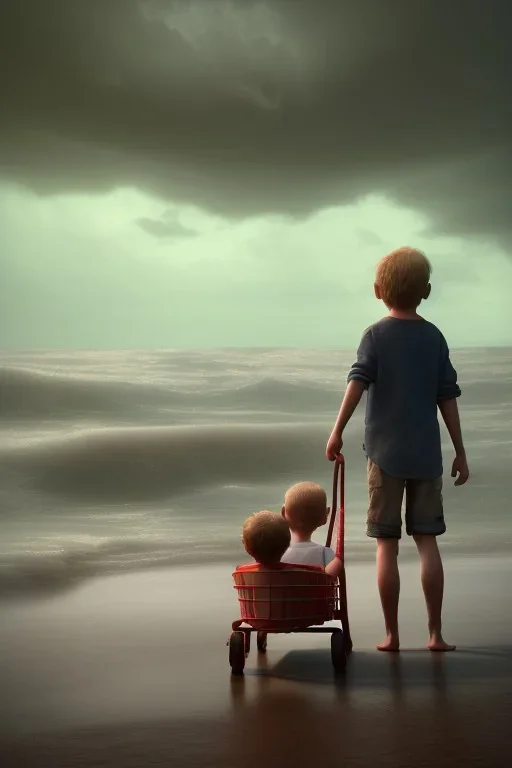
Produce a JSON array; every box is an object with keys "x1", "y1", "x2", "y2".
[
  {"x1": 437, "y1": 334, "x2": 461, "y2": 400},
  {"x1": 347, "y1": 328, "x2": 377, "y2": 388}
]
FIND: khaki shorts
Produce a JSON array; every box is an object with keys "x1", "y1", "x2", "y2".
[{"x1": 367, "y1": 460, "x2": 446, "y2": 539}]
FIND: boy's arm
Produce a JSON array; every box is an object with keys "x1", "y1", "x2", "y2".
[
  {"x1": 327, "y1": 329, "x2": 377, "y2": 456},
  {"x1": 438, "y1": 398, "x2": 465, "y2": 456},
  {"x1": 329, "y1": 380, "x2": 366, "y2": 439},
  {"x1": 437, "y1": 333, "x2": 461, "y2": 402},
  {"x1": 325, "y1": 555, "x2": 343, "y2": 578},
  {"x1": 438, "y1": 398, "x2": 469, "y2": 485},
  {"x1": 437, "y1": 335, "x2": 469, "y2": 485}
]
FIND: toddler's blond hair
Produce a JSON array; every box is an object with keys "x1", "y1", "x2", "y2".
[
  {"x1": 282, "y1": 481, "x2": 328, "y2": 534},
  {"x1": 242, "y1": 510, "x2": 291, "y2": 566}
]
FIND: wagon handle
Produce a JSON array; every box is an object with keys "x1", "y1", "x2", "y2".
[{"x1": 325, "y1": 454, "x2": 345, "y2": 562}]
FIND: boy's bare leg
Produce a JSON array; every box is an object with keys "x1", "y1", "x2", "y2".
[
  {"x1": 376, "y1": 538, "x2": 400, "y2": 651},
  {"x1": 413, "y1": 534, "x2": 455, "y2": 651}
]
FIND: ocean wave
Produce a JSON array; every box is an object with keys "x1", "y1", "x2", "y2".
[
  {"x1": 0, "y1": 536, "x2": 241, "y2": 598},
  {"x1": 209, "y1": 377, "x2": 339, "y2": 406},
  {"x1": 0, "y1": 423, "x2": 340, "y2": 503},
  {"x1": 0, "y1": 366, "x2": 340, "y2": 421},
  {"x1": 2, "y1": 360, "x2": 512, "y2": 427},
  {"x1": 0, "y1": 365, "x2": 182, "y2": 421}
]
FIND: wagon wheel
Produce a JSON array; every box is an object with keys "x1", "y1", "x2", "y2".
[
  {"x1": 331, "y1": 630, "x2": 347, "y2": 673},
  {"x1": 256, "y1": 631, "x2": 268, "y2": 653},
  {"x1": 229, "y1": 631, "x2": 246, "y2": 675}
]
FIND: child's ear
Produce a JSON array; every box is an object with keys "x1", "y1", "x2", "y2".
[
  {"x1": 281, "y1": 505, "x2": 286, "y2": 518},
  {"x1": 423, "y1": 283, "x2": 431, "y2": 300},
  {"x1": 374, "y1": 282, "x2": 381, "y2": 300}
]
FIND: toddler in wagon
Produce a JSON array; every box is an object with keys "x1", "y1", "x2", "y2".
[
  {"x1": 280, "y1": 481, "x2": 343, "y2": 578},
  {"x1": 241, "y1": 510, "x2": 292, "y2": 568}
]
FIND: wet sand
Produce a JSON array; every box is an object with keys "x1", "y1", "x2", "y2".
[{"x1": 1, "y1": 556, "x2": 511, "y2": 767}]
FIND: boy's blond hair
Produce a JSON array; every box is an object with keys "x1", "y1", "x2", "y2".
[
  {"x1": 376, "y1": 246, "x2": 432, "y2": 311},
  {"x1": 242, "y1": 510, "x2": 291, "y2": 566},
  {"x1": 282, "y1": 481, "x2": 328, "y2": 534}
]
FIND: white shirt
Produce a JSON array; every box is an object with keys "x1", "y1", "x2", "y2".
[{"x1": 281, "y1": 539, "x2": 336, "y2": 568}]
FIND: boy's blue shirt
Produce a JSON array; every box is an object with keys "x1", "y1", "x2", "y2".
[{"x1": 348, "y1": 317, "x2": 461, "y2": 480}]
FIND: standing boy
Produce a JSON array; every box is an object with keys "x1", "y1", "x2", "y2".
[{"x1": 326, "y1": 247, "x2": 469, "y2": 652}]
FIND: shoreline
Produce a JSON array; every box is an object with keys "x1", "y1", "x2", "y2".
[{"x1": 2, "y1": 538, "x2": 511, "y2": 604}]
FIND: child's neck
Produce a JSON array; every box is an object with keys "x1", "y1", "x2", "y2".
[
  {"x1": 291, "y1": 531, "x2": 313, "y2": 543},
  {"x1": 388, "y1": 308, "x2": 422, "y2": 320}
]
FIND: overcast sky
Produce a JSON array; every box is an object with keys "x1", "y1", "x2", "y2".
[{"x1": 1, "y1": 0, "x2": 511, "y2": 348}]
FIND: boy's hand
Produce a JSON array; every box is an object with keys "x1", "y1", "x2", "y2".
[
  {"x1": 451, "y1": 454, "x2": 469, "y2": 486},
  {"x1": 326, "y1": 432, "x2": 343, "y2": 461}
]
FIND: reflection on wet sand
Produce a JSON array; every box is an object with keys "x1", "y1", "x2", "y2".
[
  {"x1": 225, "y1": 647, "x2": 512, "y2": 768},
  {"x1": 1, "y1": 647, "x2": 511, "y2": 768}
]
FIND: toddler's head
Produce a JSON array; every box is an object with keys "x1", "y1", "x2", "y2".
[
  {"x1": 375, "y1": 246, "x2": 432, "y2": 311},
  {"x1": 242, "y1": 510, "x2": 291, "y2": 567},
  {"x1": 281, "y1": 481, "x2": 328, "y2": 536}
]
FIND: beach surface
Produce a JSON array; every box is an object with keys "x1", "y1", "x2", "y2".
[{"x1": 1, "y1": 556, "x2": 511, "y2": 768}]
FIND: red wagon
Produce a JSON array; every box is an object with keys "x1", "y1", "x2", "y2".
[{"x1": 228, "y1": 455, "x2": 351, "y2": 675}]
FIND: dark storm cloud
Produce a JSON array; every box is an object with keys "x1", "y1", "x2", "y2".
[{"x1": 1, "y1": 0, "x2": 511, "y2": 247}]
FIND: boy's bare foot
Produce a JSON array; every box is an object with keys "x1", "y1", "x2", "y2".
[
  {"x1": 428, "y1": 633, "x2": 456, "y2": 652},
  {"x1": 377, "y1": 635, "x2": 400, "y2": 652}
]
